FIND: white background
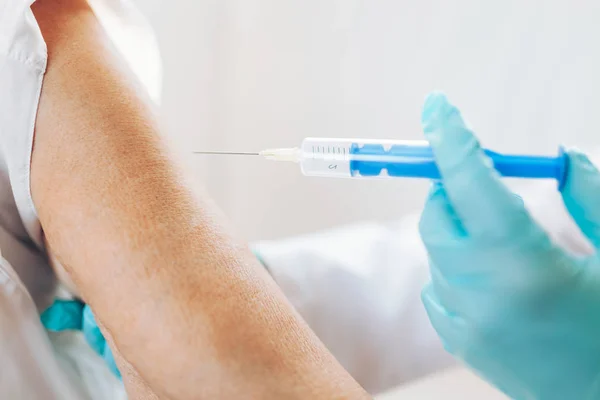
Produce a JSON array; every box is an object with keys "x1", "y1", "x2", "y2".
[{"x1": 134, "y1": 0, "x2": 600, "y2": 241}]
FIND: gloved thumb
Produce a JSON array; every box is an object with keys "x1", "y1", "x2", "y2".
[{"x1": 561, "y1": 148, "x2": 600, "y2": 248}]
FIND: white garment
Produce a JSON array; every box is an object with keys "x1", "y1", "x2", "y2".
[
  {"x1": 0, "y1": 0, "x2": 157, "y2": 398},
  {"x1": 0, "y1": 252, "x2": 84, "y2": 399}
]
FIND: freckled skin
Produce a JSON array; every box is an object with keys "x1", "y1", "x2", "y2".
[{"x1": 30, "y1": 1, "x2": 370, "y2": 399}]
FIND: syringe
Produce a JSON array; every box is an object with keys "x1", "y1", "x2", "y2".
[{"x1": 195, "y1": 137, "x2": 568, "y2": 188}]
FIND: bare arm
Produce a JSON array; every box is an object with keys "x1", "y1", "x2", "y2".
[{"x1": 30, "y1": 1, "x2": 369, "y2": 398}]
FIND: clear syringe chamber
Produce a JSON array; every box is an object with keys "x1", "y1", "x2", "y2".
[{"x1": 260, "y1": 137, "x2": 568, "y2": 188}]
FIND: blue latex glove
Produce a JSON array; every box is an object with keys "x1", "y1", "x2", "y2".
[
  {"x1": 419, "y1": 92, "x2": 600, "y2": 399},
  {"x1": 41, "y1": 300, "x2": 121, "y2": 379}
]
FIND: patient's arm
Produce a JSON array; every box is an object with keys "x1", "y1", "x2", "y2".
[{"x1": 30, "y1": 1, "x2": 368, "y2": 399}]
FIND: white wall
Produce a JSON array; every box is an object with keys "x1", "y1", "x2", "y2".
[{"x1": 135, "y1": 0, "x2": 600, "y2": 241}]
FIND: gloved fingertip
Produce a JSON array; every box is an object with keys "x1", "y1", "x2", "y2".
[
  {"x1": 420, "y1": 92, "x2": 475, "y2": 155},
  {"x1": 567, "y1": 147, "x2": 598, "y2": 173},
  {"x1": 422, "y1": 91, "x2": 448, "y2": 123},
  {"x1": 562, "y1": 148, "x2": 600, "y2": 195},
  {"x1": 560, "y1": 148, "x2": 600, "y2": 247}
]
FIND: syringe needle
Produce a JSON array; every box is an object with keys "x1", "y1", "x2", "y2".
[{"x1": 193, "y1": 151, "x2": 260, "y2": 156}]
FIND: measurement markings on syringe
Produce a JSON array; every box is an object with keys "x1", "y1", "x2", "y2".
[{"x1": 311, "y1": 145, "x2": 348, "y2": 160}]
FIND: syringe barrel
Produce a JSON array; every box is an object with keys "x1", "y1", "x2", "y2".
[
  {"x1": 298, "y1": 138, "x2": 356, "y2": 178},
  {"x1": 298, "y1": 138, "x2": 567, "y2": 188}
]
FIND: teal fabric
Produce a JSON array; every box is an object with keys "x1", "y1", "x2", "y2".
[
  {"x1": 82, "y1": 306, "x2": 121, "y2": 379},
  {"x1": 419, "y1": 92, "x2": 600, "y2": 399},
  {"x1": 41, "y1": 299, "x2": 84, "y2": 331},
  {"x1": 41, "y1": 300, "x2": 121, "y2": 379}
]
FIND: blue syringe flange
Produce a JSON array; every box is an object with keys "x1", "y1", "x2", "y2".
[{"x1": 557, "y1": 146, "x2": 568, "y2": 192}]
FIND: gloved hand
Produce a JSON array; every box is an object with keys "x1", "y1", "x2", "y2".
[{"x1": 419, "y1": 92, "x2": 600, "y2": 400}]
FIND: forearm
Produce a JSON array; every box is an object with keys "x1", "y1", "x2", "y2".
[{"x1": 30, "y1": 1, "x2": 367, "y2": 399}]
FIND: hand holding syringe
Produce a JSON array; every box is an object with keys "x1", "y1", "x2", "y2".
[{"x1": 194, "y1": 137, "x2": 567, "y2": 189}]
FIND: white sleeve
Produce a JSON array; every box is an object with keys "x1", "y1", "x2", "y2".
[{"x1": 0, "y1": 0, "x2": 47, "y2": 249}]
